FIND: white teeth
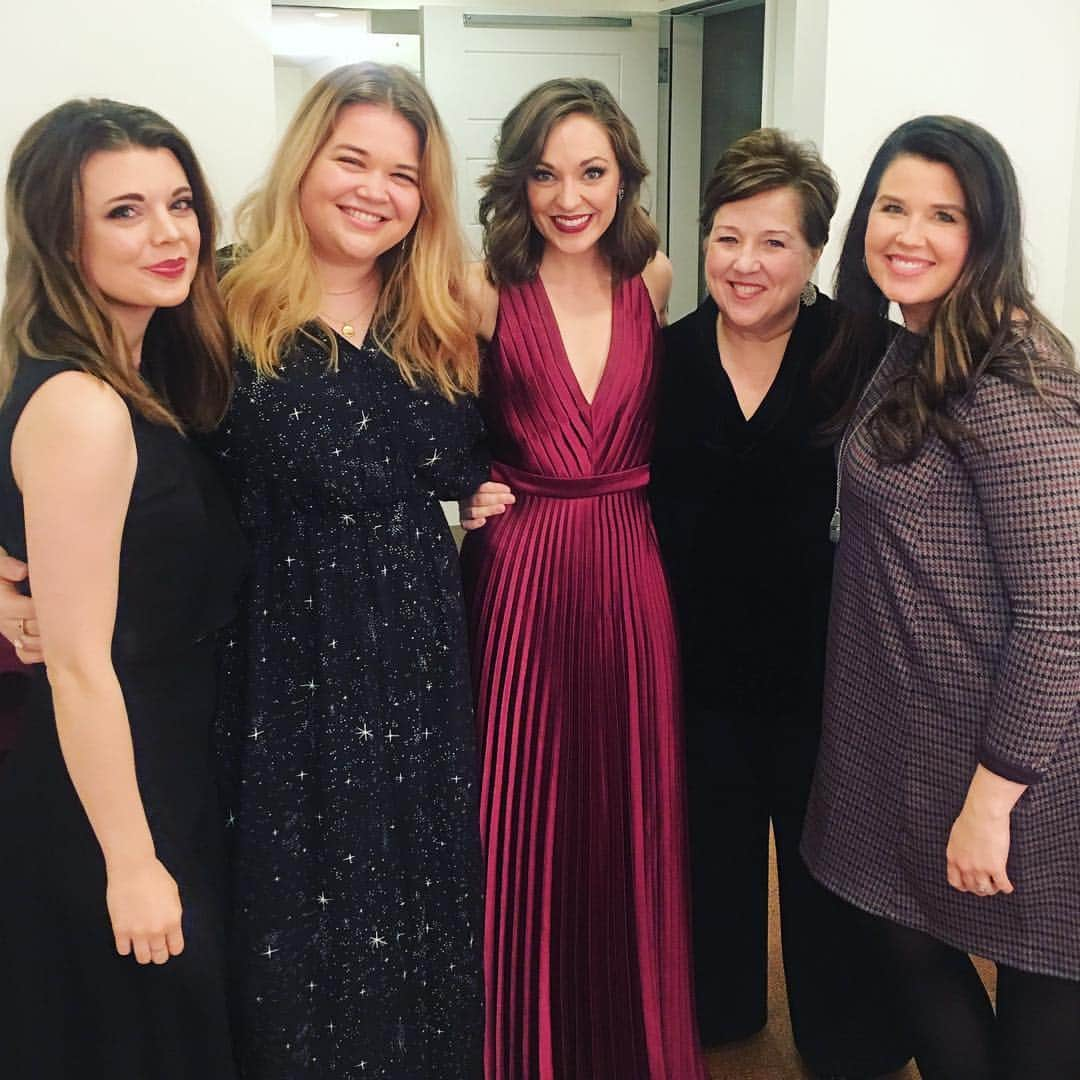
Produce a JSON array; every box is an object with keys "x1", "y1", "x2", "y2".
[
  {"x1": 555, "y1": 215, "x2": 590, "y2": 227},
  {"x1": 890, "y1": 256, "x2": 930, "y2": 270},
  {"x1": 731, "y1": 283, "x2": 763, "y2": 298},
  {"x1": 341, "y1": 207, "x2": 383, "y2": 224}
]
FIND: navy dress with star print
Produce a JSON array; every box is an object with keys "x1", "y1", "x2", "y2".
[{"x1": 212, "y1": 330, "x2": 487, "y2": 1078}]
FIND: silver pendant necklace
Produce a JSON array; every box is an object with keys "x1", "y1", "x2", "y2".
[{"x1": 829, "y1": 335, "x2": 901, "y2": 544}]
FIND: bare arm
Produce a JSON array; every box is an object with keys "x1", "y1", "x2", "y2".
[
  {"x1": 14, "y1": 372, "x2": 182, "y2": 964},
  {"x1": 642, "y1": 251, "x2": 673, "y2": 325},
  {"x1": 465, "y1": 261, "x2": 499, "y2": 342}
]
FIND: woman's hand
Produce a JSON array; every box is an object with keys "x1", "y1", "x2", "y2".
[
  {"x1": 0, "y1": 548, "x2": 41, "y2": 663},
  {"x1": 946, "y1": 764, "x2": 1027, "y2": 896},
  {"x1": 106, "y1": 854, "x2": 184, "y2": 965},
  {"x1": 459, "y1": 481, "x2": 515, "y2": 532}
]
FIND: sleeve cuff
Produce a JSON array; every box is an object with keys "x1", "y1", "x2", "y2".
[{"x1": 978, "y1": 747, "x2": 1044, "y2": 785}]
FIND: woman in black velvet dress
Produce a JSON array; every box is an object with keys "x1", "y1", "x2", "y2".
[{"x1": 650, "y1": 129, "x2": 911, "y2": 1079}]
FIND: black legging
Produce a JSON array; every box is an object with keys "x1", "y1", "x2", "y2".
[
  {"x1": 684, "y1": 702, "x2": 911, "y2": 1076},
  {"x1": 875, "y1": 916, "x2": 1080, "y2": 1080}
]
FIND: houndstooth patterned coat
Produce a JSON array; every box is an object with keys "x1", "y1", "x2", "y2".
[{"x1": 802, "y1": 327, "x2": 1080, "y2": 980}]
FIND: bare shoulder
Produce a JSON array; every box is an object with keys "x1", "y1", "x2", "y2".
[
  {"x1": 465, "y1": 261, "x2": 500, "y2": 342},
  {"x1": 642, "y1": 251, "x2": 673, "y2": 321},
  {"x1": 13, "y1": 371, "x2": 133, "y2": 477}
]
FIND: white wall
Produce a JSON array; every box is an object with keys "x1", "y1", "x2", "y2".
[
  {"x1": 0, "y1": 0, "x2": 276, "y2": 253},
  {"x1": 1065, "y1": 83, "x2": 1080, "y2": 348},
  {"x1": 770, "y1": 0, "x2": 1080, "y2": 343}
]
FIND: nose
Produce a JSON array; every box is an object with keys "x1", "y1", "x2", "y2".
[
  {"x1": 356, "y1": 170, "x2": 390, "y2": 201},
  {"x1": 732, "y1": 243, "x2": 759, "y2": 274},
  {"x1": 896, "y1": 215, "x2": 925, "y2": 247},
  {"x1": 149, "y1": 206, "x2": 183, "y2": 244},
  {"x1": 553, "y1": 177, "x2": 580, "y2": 210}
]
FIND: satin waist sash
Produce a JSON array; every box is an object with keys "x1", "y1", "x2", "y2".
[{"x1": 491, "y1": 461, "x2": 650, "y2": 499}]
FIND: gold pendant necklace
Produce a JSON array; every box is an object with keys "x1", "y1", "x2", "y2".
[{"x1": 322, "y1": 306, "x2": 371, "y2": 339}]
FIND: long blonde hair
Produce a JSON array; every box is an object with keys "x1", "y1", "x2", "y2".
[
  {"x1": 222, "y1": 63, "x2": 477, "y2": 398},
  {"x1": 2, "y1": 99, "x2": 232, "y2": 431}
]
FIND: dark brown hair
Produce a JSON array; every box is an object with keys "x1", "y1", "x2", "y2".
[
  {"x1": 2, "y1": 98, "x2": 232, "y2": 432},
  {"x1": 478, "y1": 78, "x2": 658, "y2": 285},
  {"x1": 817, "y1": 114, "x2": 1075, "y2": 458},
  {"x1": 700, "y1": 127, "x2": 838, "y2": 249}
]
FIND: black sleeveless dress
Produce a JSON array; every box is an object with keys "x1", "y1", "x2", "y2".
[{"x1": 0, "y1": 357, "x2": 246, "y2": 1079}]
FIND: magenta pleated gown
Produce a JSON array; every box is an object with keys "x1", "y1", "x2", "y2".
[{"x1": 460, "y1": 274, "x2": 706, "y2": 1080}]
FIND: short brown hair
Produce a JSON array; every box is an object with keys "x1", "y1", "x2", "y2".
[
  {"x1": 700, "y1": 128, "x2": 838, "y2": 250},
  {"x1": 479, "y1": 78, "x2": 659, "y2": 285}
]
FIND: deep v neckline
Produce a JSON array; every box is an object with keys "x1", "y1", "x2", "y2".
[{"x1": 534, "y1": 273, "x2": 619, "y2": 409}]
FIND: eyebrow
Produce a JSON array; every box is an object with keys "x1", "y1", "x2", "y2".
[
  {"x1": 877, "y1": 193, "x2": 966, "y2": 214},
  {"x1": 711, "y1": 224, "x2": 793, "y2": 236},
  {"x1": 105, "y1": 186, "x2": 192, "y2": 204},
  {"x1": 534, "y1": 155, "x2": 611, "y2": 170},
  {"x1": 333, "y1": 144, "x2": 419, "y2": 173}
]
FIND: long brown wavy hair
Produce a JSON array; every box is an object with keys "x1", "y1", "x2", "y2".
[
  {"x1": 478, "y1": 78, "x2": 659, "y2": 285},
  {"x1": 817, "y1": 115, "x2": 1075, "y2": 459},
  {"x1": 222, "y1": 63, "x2": 477, "y2": 399},
  {"x1": 1, "y1": 99, "x2": 232, "y2": 432}
]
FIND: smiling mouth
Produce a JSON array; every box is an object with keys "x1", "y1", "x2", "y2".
[
  {"x1": 728, "y1": 281, "x2": 765, "y2": 299},
  {"x1": 551, "y1": 214, "x2": 593, "y2": 234},
  {"x1": 145, "y1": 258, "x2": 187, "y2": 279},
  {"x1": 886, "y1": 254, "x2": 935, "y2": 275},
  {"x1": 339, "y1": 205, "x2": 388, "y2": 227}
]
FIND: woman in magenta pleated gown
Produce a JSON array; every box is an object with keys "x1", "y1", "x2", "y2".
[{"x1": 460, "y1": 78, "x2": 705, "y2": 1080}]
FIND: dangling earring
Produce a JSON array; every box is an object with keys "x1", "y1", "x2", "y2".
[
  {"x1": 800, "y1": 280, "x2": 818, "y2": 307},
  {"x1": 617, "y1": 187, "x2": 625, "y2": 203}
]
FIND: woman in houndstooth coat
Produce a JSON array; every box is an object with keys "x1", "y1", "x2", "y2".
[{"x1": 801, "y1": 116, "x2": 1080, "y2": 1080}]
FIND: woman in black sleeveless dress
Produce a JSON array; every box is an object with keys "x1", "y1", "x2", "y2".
[{"x1": 0, "y1": 100, "x2": 243, "y2": 1078}]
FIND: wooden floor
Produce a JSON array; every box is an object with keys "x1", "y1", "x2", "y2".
[{"x1": 702, "y1": 833, "x2": 996, "y2": 1079}]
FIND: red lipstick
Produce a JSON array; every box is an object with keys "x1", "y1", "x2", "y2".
[{"x1": 146, "y1": 258, "x2": 187, "y2": 279}]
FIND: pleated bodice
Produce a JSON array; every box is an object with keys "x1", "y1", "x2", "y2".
[{"x1": 478, "y1": 273, "x2": 659, "y2": 481}]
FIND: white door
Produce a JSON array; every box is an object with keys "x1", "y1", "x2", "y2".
[{"x1": 420, "y1": 7, "x2": 660, "y2": 257}]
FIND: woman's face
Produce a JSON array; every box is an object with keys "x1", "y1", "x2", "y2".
[
  {"x1": 79, "y1": 146, "x2": 200, "y2": 341},
  {"x1": 864, "y1": 154, "x2": 970, "y2": 333},
  {"x1": 526, "y1": 113, "x2": 621, "y2": 258},
  {"x1": 704, "y1": 186, "x2": 819, "y2": 338},
  {"x1": 299, "y1": 103, "x2": 422, "y2": 276}
]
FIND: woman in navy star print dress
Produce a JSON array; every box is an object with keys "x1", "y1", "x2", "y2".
[{"x1": 213, "y1": 64, "x2": 486, "y2": 1077}]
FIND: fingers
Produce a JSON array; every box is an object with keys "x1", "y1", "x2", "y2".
[
  {"x1": 0, "y1": 553, "x2": 28, "y2": 583},
  {"x1": 948, "y1": 863, "x2": 1013, "y2": 896},
  {"x1": 148, "y1": 934, "x2": 170, "y2": 965},
  {"x1": 132, "y1": 935, "x2": 153, "y2": 965},
  {"x1": 5, "y1": 614, "x2": 43, "y2": 664},
  {"x1": 458, "y1": 486, "x2": 516, "y2": 533},
  {"x1": 116, "y1": 923, "x2": 183, "y2": 965},
  {"x1": 166, "y1": 925, "x2": 185, "y2": 957}
]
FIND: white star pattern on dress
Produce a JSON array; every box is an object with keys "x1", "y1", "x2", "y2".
[{"x1": 215, "y1": 332, "x2": 485, "y2": 1073}]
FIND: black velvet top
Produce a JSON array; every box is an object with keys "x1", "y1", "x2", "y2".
[{"x1": 650, "y1": 293, "x2": 838, "y2": 720}]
